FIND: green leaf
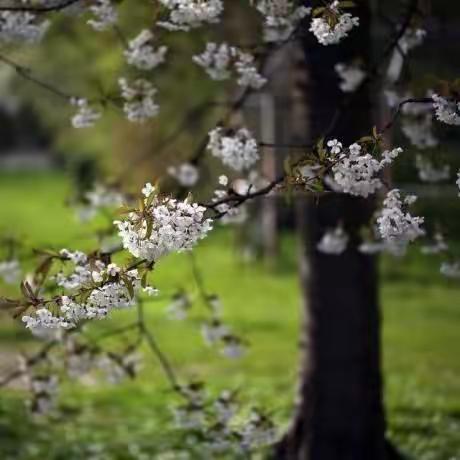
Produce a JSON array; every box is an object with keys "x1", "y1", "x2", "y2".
[
  {"x1": 145, "y1": 215, "x2": 154, "y2": 240},
  {"x1": 35, "y1": 257, "x2": 53, "y2": 286},
  {"x1": 339, "y1": 1, "x2": 356, "y2": 9},
  {"x1": 122, "y1": 275, "x2": 135, "y2": 299},
  {"x1": 313, "y1": 7, "x2": 325, "y2": 17},
  {"x1": 141, "y1": 271, "x2": 148, "y2": 288},
  {"x1": 80, "y1": 289, "x2": 92, "y2": 304},
  {"x1": 20, "y1": 281, "x2": 35, "y2": 300}
]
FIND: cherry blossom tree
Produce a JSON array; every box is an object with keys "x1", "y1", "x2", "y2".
[{"x1": 0, "y1": 0, "x2": 459, "y2": 458}]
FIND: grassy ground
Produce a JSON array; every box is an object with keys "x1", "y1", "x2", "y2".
[{"x1": 0, "y1": 171, "x2": 459, "y2": 459}]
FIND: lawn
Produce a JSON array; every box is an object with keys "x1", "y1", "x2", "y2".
[{"x1": 0, "y1": 171, "x2": 459, "y2": 460}]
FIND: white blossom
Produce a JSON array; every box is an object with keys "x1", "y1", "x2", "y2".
[
  {"x1": 218, "y1": 175, "x2": 228, "y2": 186},
  {"x1": 168, "y1": 163, "x2": 199, "y2": 187},
  {"x1": 440, "y1": 261, "x2": 460, "y2": 279},
  {"x1": 77, "y1": 184, "x2": 124, "y2": 221},
  {"x1": 193, "y1": 43, "x2": 266, "y2": 89},
  {"x1": 335, "y1": 62, "x2": 366, "y2": 92},
  {"x1": 124, "y1": 29, "x2": 168, "y2": 70},
  {"x1": 358, "y1": 240, "x2": 386, "y2": 255},
  {"x1": 399, "y1": 28, "x2": 426, "y2": 52},
  {"x1": 401, "y1": 115, "x2": 438, "y2": 149},
  {"x1": 193, "y1": 42, "x2": 232, "y2": 80},
  {"x1": 330, "y1": 142, "x2": 402, "y2": 197},
  {"x1": 207, "y1": 127, "x2": 259, "y2": 171},
  {"x1": 240, "y1": 409, "x2": 278, "y2": 451},
  {"x1": 71, "y1": 98, "x2": 101, "y2": 129},
  {"x1": 327, "y1": 138, "x2": 342, "y2": 154},
  {"x1": 66, "y1": 348, "x2": 94, "y2": 379},
  {"x1": 173, "y1": 405, "x2": 205, "y2": 429},
  {"x1": 211, "y1": 187, "x2": 248, "y2": 225},
  {"x1": 0, "y1": 11, "x2": 49, "y2": 43},
  {"x1": 214, "y1": 390, "x2": 237, "y2": 424},
  {"x1": 457, "y1": 170, "x2": 460, "y2": 196},
  {"x1": 201, "y1": 319, "x2": 229, "y2": 346},
  {"x1": 87, "y1": 0, "x2": 117, "y2": 31},
  {"x1": 415, "y1": 155, "x2": 450, "y2": 183},
  {"x1": 387, "y1": 28, "x2": 426, "y2": 82},
  {"x1": 421, "y1": 232, "x2": 448, "y2": 255},
  {"x1": 59, "y1": 249, "x2": 88, "y2": 265},
  {"x1": 142, "y1": 182, "x2": 155, "y2": 198},
  {"x1": 22, "y1": 252, "x2": 146, "y2": 332},
  {"x1": 384, "y1": 90, "x2": 438, "y2": 148},
  {"x1": 309, "y1": 2, "x2": 359, "y2": 46},
  {"x1": 234, "y1": 50, "x2": 267, "y2": 89},
  {"x1": 252, "y1": 0, "x2": 311, "y2": 42},
  {"x1": 166, "y1": 292, "x2": 191, "y2": 320},
  {"x1": 119, "y1": 78, "x2": 159, "y2": 123},
  {"x1": 432, "y1": 94, "x2": 460, "y2": 126},
  {"x1": 115, "y1": 185, "x2": 212, "y2": 262},
  {"x1": 22, "y1": 308, "x2": 71, "y2": 332},
  {"x1": 97, "y1": 353, "x2": 141, "y2": 384},
  {"x1": 0, "y1": 259, "x2": 21, "y2": 284},
  {"x1": 28, "y1": 375, "x2": 59, "y2": 416},
  {"x1": 220, "y1": 336, "x2": 246, "y2": 359},
  {"x1": 143, "y1": 286, "x2": 159, "y2": 296},
  {"x1": 317, "y1": 226, "x2": 348, "y2": 255},
  {"x1": 377, "y1": 189, "x2": 425, "y2": 245},
  {"x1": 157, "y1": 0, "x2": 224, "y2": 31}
]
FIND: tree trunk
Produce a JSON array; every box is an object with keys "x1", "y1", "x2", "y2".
[{"x1": 276, "y1": 2, "x2": 387, "y2": 459}]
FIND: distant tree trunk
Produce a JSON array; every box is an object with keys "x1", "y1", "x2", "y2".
[{"x1": 276, "y1": 2, "x2": 389, "y2": 459}]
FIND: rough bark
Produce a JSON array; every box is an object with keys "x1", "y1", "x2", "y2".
[{"x1": 276, "y1": 2, "x2": 387, "y2": 459}]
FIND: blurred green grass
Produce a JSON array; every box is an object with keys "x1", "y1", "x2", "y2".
[{"x1": 0, "y1": 171, "x2": 459, "y2": 460}]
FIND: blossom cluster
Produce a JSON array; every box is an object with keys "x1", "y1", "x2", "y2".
[
  {"x1": 0, "y1": 259, "x2": 21, "y2": 284},
  {"x1": 415, "y1": 155, "x2": 450, "y2": 183},
  {"x1": 71, "y1": 98, "x2": 101, "y2": 129},
  {"x1": 432, "y1": 94, "x2": 460, "y2": 126},
  {"x1": 309, "y1": 2, "x2": 359, "y2": 46},
  {"x1": 66, "y1": 337, "x2": 142, "y2": 384},
  {"x1": 203, "y1": 319, "x2": 247, "y2": 358},
  {"x1": 166, "y1": 291, "x2": 192, "y2": 320},
  {"x1": 21, "y1": 251, "x2": 154, "y2": 333},
  {"x1": 0, "y1": 10, "x2": 49, "y2": 43},
  {"x1": 87, "y1": 0, "x2": 118, "y2": 32},
  {"x1": 115, "y1": 184, "x2": 212, "y2": 262},
  {"x1": 209, "y1": 176, "x2": 248, "y2": 225},
  {"x1": 157, "y1": 0, "x2": 224, "y2": 31},
  {"x1": 317, "y1": 225, "x2": 348, "y2": 255},
  {"x1": 385, "y1": 90, "x2": 438, "y2": 148},
  {"x1": 76, "y1": 183, "x2": 124, "y2": 221},
  {"x1": 193, "y1": 43, "x2": 267, "y2": 89},
  {"x1": 168, "y1": 163, "x2": 200, "y2": 187},
  {"x1": 421, "y1": 232, "x2": 448, "y2": 255},
  {"x1": 377, "y1": 190, "x2": 425, "y2": 245},
  {"x1": 335, "y1": 62, "x2": 366, "y2": 93},
  {"x1": 119, "y1": 78, "x2": 159, "y2": 122},
  {"x1": 27, "y1": 374, "x2": 59, "y2": 416},
  {"x1": 401, "y1": 115, "x2": 438, "y2": 149},
  {"x1": 124, "y1": 29, "x2": 168, "y2": 70},
  {"x1": 399, "y1": 28, "x2": 426, "y2": 53},
  {"x1": 327, "y1": 140, "x2": 403, "y2": 197},
  {"x1": 172, "y1": 385, "x2": 277, "y2": 455},
  {"x1": 207, "y1": 127, "x2": 259, "y2": 171},
  {"x1": 386, "y1": 28, "x2": 426, "y2": 82},
  {"x1": 252, "y1": 0, "x2": 311, "y2": 42},
  {"x1": 440, "y1": 261, "x2": 460, "y2": 279}
]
